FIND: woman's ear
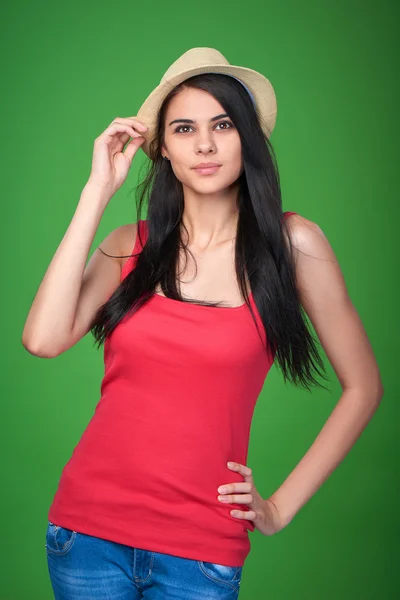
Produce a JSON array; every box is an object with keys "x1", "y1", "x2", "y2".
[{"x1": 161, "y1": 144, "x2": 169, "y2": 160}]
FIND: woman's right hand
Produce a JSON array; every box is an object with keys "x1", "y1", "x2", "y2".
[{"x1": 86, "y1": 116, "x2": 148, "y2": 198}]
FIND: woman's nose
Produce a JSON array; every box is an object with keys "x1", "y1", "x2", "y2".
[{"x1": 195, "y1": 136, "x2": 217, "y2": 154}]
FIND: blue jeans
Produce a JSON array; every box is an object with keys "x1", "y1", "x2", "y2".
[{"x1": 45, "y1": 521, "x2": 243, "y2": 599}]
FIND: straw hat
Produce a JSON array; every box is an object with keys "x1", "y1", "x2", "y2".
[{"x1": 136, "y1": 47, "x2": 277, "y2": 158}]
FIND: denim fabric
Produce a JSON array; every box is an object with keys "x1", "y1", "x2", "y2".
[{"x1": 45, "y1": 521, "x2": 243, "y2": 599}]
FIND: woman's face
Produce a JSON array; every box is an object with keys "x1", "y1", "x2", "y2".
[{"x1": 161, "y1": 86, "x2": 243, "y2": 193}]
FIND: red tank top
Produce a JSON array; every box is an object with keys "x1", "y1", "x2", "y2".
[{"x1": 48, "y1": 211, "x2": 297, "y2": 567}]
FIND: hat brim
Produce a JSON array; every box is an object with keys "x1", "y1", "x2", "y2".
[{"x1": 136, "y1": 64, "x2": 277, "y2": 158}]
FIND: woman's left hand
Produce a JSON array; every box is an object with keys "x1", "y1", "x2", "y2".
[{"x1": 217, "y1": 462, "x2": 285, "y2": 536}]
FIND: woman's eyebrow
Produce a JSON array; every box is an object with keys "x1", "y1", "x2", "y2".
[{"x1": 168, "y1": 113, "x2": 229, "y2": 126}]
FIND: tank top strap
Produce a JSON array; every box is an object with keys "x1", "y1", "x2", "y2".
[
  {"x1": 120, "y1": 220, "x2": 148, "y2": 281},
  {"x1": 133, "y1": 219, "x2": 148, "y2": 253}
]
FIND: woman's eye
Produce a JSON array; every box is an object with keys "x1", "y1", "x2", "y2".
[
  {"x1": 216, "y1": 121, "x2": 233, "y2": 130},
  {"x1": 175, "y1": 121, "x2": 234, "y2": 133},
  {"x1": 175, "y1": 125, "x2": 193, "y2": 133}
]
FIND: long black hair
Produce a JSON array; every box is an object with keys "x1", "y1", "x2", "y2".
[{"x1": 91, "y1": 73, "x2": 329, "y2": 392}]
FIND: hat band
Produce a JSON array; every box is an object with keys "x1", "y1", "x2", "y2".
[{"x1": 206, "y1": 72, "x2": 257, "y2": 108}]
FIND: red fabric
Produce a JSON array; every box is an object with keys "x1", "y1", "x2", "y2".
[{"x1": 48, "y1": 211, "x2": 297, "y2": 567}]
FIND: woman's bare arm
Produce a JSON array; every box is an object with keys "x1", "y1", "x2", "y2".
[
  {"x1": 22, "y1": 183, "x2": 118, "y2": 358},
  {"x1": 22, "y1": 115, "x2": 147, "y2": 358},
  {"x1": 269, "y1": 214, "x2": 384, "y2": 527}
]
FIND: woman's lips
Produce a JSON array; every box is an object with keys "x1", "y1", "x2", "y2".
[{"x1": 193, "y1": 165, "x2": 221, "y2": 175}]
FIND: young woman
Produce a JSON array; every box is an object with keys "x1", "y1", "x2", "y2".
[{"x1": 23, "y1": 48, "x2": 383, "y2": 599}]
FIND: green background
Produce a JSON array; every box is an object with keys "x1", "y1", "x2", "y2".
[{"x1": 2, "y1": 0, "x2": 398, "y2": 598}]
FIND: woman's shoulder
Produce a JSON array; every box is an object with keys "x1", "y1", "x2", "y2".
[
  {"x1": 117, "y1": 214, "x2": 321, "y2": 268},
  {"x1": 283, "y1": 211, "x2": 321, "y2": 235}
]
